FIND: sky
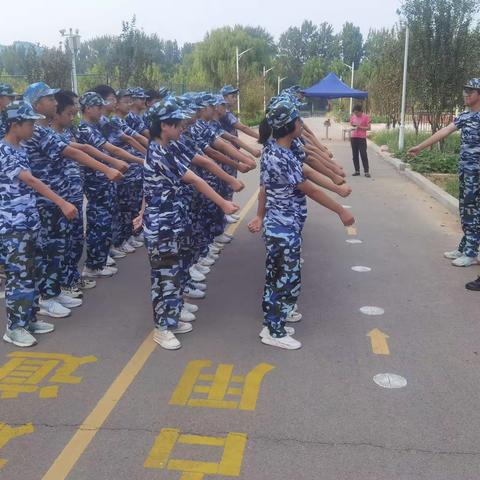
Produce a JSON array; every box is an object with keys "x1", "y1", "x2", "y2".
[{"x1": 0, "y1": 0, "x2": 402, "y2": 47}]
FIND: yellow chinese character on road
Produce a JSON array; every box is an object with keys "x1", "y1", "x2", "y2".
[
  {"x1": 170, "y1": 360, "x2": 274, "y2": 410},
  {"x1": 0, "y1": 352, "x2": 97, "y2": 399},
  {"x1": 0, "y1": 422, "x2": 34, "y2": 469},
  {"x1": 144, "y1": 428, "x2": 247, "y2": 479}
]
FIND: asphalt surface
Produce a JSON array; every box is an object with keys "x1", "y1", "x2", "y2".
[{"x1": 1, "y1": 118, "x2": 479, "y2": 480}]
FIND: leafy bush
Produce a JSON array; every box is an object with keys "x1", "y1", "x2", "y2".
[{"x1": 370, "y1": 129, "x2": 460, "y2": 173}]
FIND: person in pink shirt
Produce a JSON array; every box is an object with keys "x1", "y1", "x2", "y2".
[{"x1": 350, "y1": 105, "x2": 371, "y2": 177}]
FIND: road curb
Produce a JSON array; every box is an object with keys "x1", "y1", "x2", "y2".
[{"x1": 367, "y1": 139, "x2": 459, "y2": 215}]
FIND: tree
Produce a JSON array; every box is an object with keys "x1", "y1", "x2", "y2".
[
  {"x1": 340, "y1": 22, "x2": 363, "y2": 67},
  {"x1": 400, "y1": 0, "x2": 479, "y2": 133},
  {"x1": 300, "y1": 58, "x2": 327, "y2": 88}
]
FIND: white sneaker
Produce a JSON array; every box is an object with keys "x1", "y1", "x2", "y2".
[
  {"x1": 286, "y1": 311, "x2": 302, "y2": 323},
  {"x1": 120, "y1": 241, "x2": 136, "y2": 253},
  {"x1": 300, "y1": 257, "x2": 305, "y2": 266},
  {"x1": 183, "y1": 302, "x2": 199, "y2": 313},
  {"x1": 261, "y1": 332, "x2": 302, "y2": 350},
  {"x1": 153, "y1": 329, "x2": 181, "y2": 350},
  {"x1": 180, "y1": 310, "x2": 196, "y2": 322},
  {"x1": 225, "y1": 215, "x2": 238, "y2": 224},
  {"x1": 106, "y1": 255, "x2": 116, "y2": 267},
  {"x1": 110, "y1": 247, "x2": 127, "y2": 259},
  {"x1": 194, "y1": 264, "x2": 210, "y2": 275},
  {"x1": 208, "y1": 252, "x2": 220, "y2": 261},
  {"x1": 38, "y1": 298, "x2": 71, "y2": 318},
  {"x1": 198, "y1": 256, "x2": 215, "y2": 267},
  {"x1": 3, "y1": 327, "x2": 37, "y2": 347},
  {"x1": 215, "y1": 234, "x2": 232, "y2": 244},
  {"x1": 223, "y1": 232, "x2": 234, "y2": 239},
  {"x1": 259, "y1": 326, "x2": 295, "y2": 338},
  {"x1": 231, "y1": 213, "x2": 240, "y2": 220},
  {"x1": 53, "y1": 293, "x2": 83, "y2": 309},
  {"x1": 184, "y1": 287, "x2": 206, "y2": 299},
  {"x1": 171, "y1": 321, "x2": 193, "y2": 334},
  {"x1": 444, "y1": 249, "x2": 463, "y2": 259},
  {"x1": 452, "y1": 255, "x2": 479, "y2": 267},
  {"x1": 191, "y1": 282, "x2": 207, "y2": 291},
  {"x1": 105, "y1": 265, "x2": 118, "y2": 275},
  {"x1": 189, "y1": 266, "x2": 206, "y2": 283},
  {"x1": 135, "y1": 233, "x2": 145, "y2": 243},
  {"x1": 209, "y1": 244, "x2": 222, "y2": 254},
  {"x1": 79, "y1": 278, "x2": 97, "y2": 289},
  {"x1": 61, "y1": 286, "x2": 83, "y2": 299},
  {"x1": 128, "y1": 236, "x2": 144, "y2": 248}
]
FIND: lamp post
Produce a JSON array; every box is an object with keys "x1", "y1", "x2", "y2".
[
  {"x1": 277, "y1": 76, "x2": 287, "y2": 95},
  {"x1": 60, "y1": 28, "x2": 81, "y2": 94},
  {"x1": 343, "y1": 61, "x2": 355, "y2": 114},
  {"x1": 398, "y1": 26, "x2": 410, "y2": 151},
  {"x1": 235, "y1": 46, "x2": 253, "y2": 118},
  {"x1": 263, "y1": 66, "x2": 274, "y2": 112}
]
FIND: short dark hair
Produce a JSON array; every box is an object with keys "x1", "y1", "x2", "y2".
[
  {"x1": 55, "y1": 90, "x2": 78, "y2": 114},
  {"x1": 145, "y1": 89, "x2": 160, "y2": 101},
  {"x1": 149, "y1": 118, "x2": 181, "y2": 139},
  {"x1": 353, "y1": 104, "x2": 363, "y2": 113},
  {"x1": 92, "y1": 84, "x2": 116, "y2": 100}
]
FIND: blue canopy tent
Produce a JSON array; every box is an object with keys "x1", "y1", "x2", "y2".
[{"x1": 302, "y1": 72, "x2": 368, "y2": 99}]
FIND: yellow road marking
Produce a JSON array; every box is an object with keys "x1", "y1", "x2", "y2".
[
  {"x1": 367, "y1": 328, "x2": 390, "y2": 355},
  {"x1": 41, "y1": 188, "x2": 261, "y2": 480},
  {"x1": 225, "y1": 188, "x2": 260, "y2": 236}
]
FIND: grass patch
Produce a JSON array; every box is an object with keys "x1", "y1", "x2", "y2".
[{"x1": 425, "y1": 174, "x2": 459, "y2": 199}]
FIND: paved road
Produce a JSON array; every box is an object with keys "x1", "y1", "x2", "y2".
[{"x1": 1, "y1": 118, "x2": 479, "y2": 480}]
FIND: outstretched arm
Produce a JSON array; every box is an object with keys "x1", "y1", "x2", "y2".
[
  {"x1": 192, "y1": 154, "x2": 245, "y2": 192},
  {"x1": 233, "y1": 121, "x2": 259, "y2": 140},
  {"x1": 408, "y1": 123, "x2": 457, "y2": 156}
]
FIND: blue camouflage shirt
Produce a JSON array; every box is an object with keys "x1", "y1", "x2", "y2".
[
  {"x1": 56, "y1": 128, "x2": 84, "y2": 202},
  {"x1": 143, "y1": 141, "x2": 188, "y2": 241},
  {"x1": 189, "y1": 120, "x2": 218, "y2": 151},
  {"x1": 76, "y1": 120, "x2": 109, "y2": 185},
  {"x1": 219, "y1": 110, "x2": 238, "y2": 136},
  {"x1": 104, "y1": 114, "x2": 143, "y2": 182},
  {"x1": 260, "y1": 139, "x2": 305, "y2": 237},
  {"x1": 209, "y1": 120, "x2": 225, "y2": 137},
  {"x1": 22, "y1": 124, "x2": 69, "y2": 208},
  {"x1": 291, "y1": 137, "x2": 308, "y2": 226},
  {"x1": 0, "y1": 141, "x2": 40, "y2": 234},
  {"x1": 454, "y1": 111, "x2": 480, "y2": 169},
  {"x1": 126, "y1": 112, "x2": 147, "y2": 135}
]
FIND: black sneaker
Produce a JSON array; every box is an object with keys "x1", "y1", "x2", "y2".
[
  {"x1": 365, "y1": 173, "x2": 371, "y2": 178},
  {"x1": 352, "y1": 172, "x2": 360, "y2": 176},
  {"x1": 466, "y1": 277, "x2": 480, "y2": 291}
]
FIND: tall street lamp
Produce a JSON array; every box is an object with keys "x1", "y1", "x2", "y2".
[
  {"x1": 343, "y1": 61, "x2": 355, "y2": 114},
  {"x1": 263, "y1": 66, "x2": 274, "y2": 112},
  {"x1": 236, "y1": 46, "x2": 253, "y2": 118},
  {"x1": 60, "y1": 28, "x2": 81, "y2": 94},
  {"x1": 277, "y1": 76, "x2": 287, "y2": 95},
  {"x1": 398, "y1": 26, "x2": 410, "y2": 151}
]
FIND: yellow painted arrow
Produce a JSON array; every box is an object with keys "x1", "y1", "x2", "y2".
[{"x1": 367, "y1": 329, "x2": 390, "y2": 355}]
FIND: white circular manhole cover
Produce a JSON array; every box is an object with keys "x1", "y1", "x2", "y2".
[
  {"x1": 374, "y1": 374, "x2": 407, "y2": 389},
  {"x1": 360, "y1": 306, "x2": 384, "y2": 315},
  {"x1": 351, "y1": 266, "x2": 371, "y2": 272},
  {"x1": 346, "y1": 239, "x2": 363, "y2": 244}
]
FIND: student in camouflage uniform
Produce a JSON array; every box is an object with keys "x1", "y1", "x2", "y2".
[
  {"x1": 409, "y1": 79, "x2": 480, "y2": 279},
  {"x1": 0, "y1": 101, "x2": 77, "y2": 347},
  {"x1": 0, "y1": 83, "x2": 18, "y2": 140},
  {"x1": 136, "y1": 98, "x2": 239, "y2": 350},
  {"x1": 253, "y1": 100, "x2": 355, "y2": 350}
]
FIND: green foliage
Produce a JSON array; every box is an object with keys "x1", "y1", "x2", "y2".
[
  {"x1": 340, "y1": 22, "x2": 363, "y2": 67},
  {"x1": 370, "y1": 129, "x2": 460, "y2": 174},
  {"x1": 300, "y1": 58, "x2": 327, "y2": 88}
]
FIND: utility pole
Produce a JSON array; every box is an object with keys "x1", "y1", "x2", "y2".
[
  {"x1": 60, "y1": 28, "x2": 81, "y2": 94},
  {"x1": 399, "y1": 26, "x2": 410, "y2": 151},
  {"x1": 263, "y1": 66, "x2": 274, "y2": 112},
  {"x1": 235, "y1": 46, "x2": 253, "y2": 118}
]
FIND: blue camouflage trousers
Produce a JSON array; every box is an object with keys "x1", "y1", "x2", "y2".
[
  {"x1": 457, "y1": 167, "x2": 480, "y2": 257},
  {"x1": 0, "y1": 231, "x2": 38, "y2": 329},
  {"x1": 145, "y1": 235, "x2": 182, "y2": 330},
  {"x1": 112, "y1": 179, "x2": 143, "y2": 248},
  {"x1": 36, "y1": 205, "x2": 68, "y2": 299},
  {"x1": 262, "y1": 233, "x2": 302, "y2": 338},
  {"x1": 84, "y1": 180, "x2": 114, "y2": 270},
  {"x1": 62, "y1": 197, "x2": 84, "y2": 288}
]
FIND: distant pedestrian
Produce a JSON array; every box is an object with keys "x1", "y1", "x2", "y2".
[{"x1": 350, "y1": 105, "x2": 371, "y2": 177}]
